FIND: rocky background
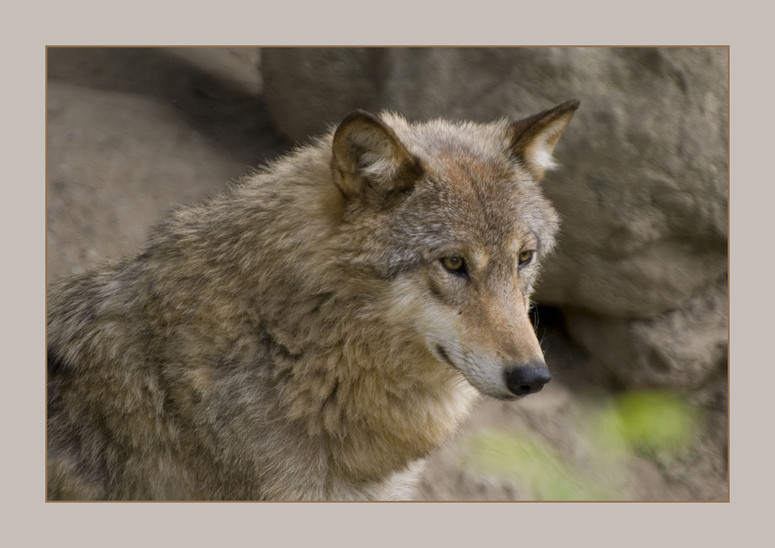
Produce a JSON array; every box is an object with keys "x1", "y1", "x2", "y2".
[{"x1": 46, "y1": 47, "x2": 729, "y2": 501}]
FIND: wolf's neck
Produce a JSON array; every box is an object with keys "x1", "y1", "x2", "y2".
[{"x1": 270, "y1": 316, "x2": 478, "y2": 482}]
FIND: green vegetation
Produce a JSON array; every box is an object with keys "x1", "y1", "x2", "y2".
[
  {"x1": 591, "y1": 390, "x2": 699, "y2": 458},
  {"x1": 464, "y1": 390, "x2": 701, "y2": 500},
  {"x1": 466, "y1": 428, "x2": 615, "y2": 500}
]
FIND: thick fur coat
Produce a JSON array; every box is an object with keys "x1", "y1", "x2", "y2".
[{"x1": 47, "y1": 100, "x2": 579, "y2": 500}]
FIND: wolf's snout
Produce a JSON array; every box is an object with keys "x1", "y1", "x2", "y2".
[{"x1": 504, "y1": 363, "x2": 551, "y2": 397}]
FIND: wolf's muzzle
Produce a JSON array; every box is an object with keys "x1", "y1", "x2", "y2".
[{"x1": 504, "y1": 363, "x2": 551, "y2": 397}]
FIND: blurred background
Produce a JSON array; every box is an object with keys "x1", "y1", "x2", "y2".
[{"x1": 46, "y1": 46, "x2": 729, "y2": 501}]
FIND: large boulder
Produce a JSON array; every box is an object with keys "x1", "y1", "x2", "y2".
[{"x1": 261, "y1": 47, "x2": 728, "y2": 389}]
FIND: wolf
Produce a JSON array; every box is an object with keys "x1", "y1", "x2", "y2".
[{"x1": 47, "y1": 99, "x2": 579, "y2": 500}]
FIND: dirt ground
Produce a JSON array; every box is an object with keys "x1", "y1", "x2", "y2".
[{"x1": 45, "y1": 47, "x2": 728, "y2": 501}]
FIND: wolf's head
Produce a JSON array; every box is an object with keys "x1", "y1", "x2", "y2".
[{"x1": 329, "y1": 101, "x2": 579, "y2": 400}]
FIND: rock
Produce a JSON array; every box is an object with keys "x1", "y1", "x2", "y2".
[
  {"x1": 262, "y1": 48, "x2": 386, "y2": 142},
  {"x1": 46, "y1": 82, "x2": 245, "y2": 283},
  {"x1": 564, "y1": 274, "x2": 728, "y2": 389},
  {"x1": 165, "y1": 47, "x2": 263, "y2": 98},
  {"x1": 46, "y1": 49, "x2": 288, "y2": 284},
  {"x1": 261, "y1": 47, "x2": 729, "y2": 388}
]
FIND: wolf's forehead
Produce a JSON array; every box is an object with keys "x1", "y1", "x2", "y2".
[
  {"x1": 435, "y1": 148, "x2": 505, "y2": 183},
  {"x1": 422, "y1": 146, "x2": 529, "y2": 218},
  {"x1": 406, "y1": 178, "x2": 539, "y2": 249},
  {"x1": 409, "y1": 123, "x2": 509, "y2": 166}
]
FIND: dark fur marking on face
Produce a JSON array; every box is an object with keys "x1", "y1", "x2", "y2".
[
  {"x1": 427, "y1": 279, "x2": 446, "y2": 302},
  {"x1": 377, "y1": 254, "x2": 425, "y2": 281},
  {"x1": 380, "y1": 182, "x2": 416, "y2": 210},
  {"x1": 436, "y1": 345, "x2": 454, "y2": 367}
]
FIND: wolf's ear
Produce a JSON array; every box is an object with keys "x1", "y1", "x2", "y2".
[
  {"x1": 332, "y1": 110, "x2": 423, "y2": 203},
  {"x1": 508, "y1": 99, "x2": 580, "y2": 181}
]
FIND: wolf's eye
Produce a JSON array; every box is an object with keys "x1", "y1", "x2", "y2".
[
  {"x1": 518, "y1": 250, "x2": 534, "y2": 267},
  {"x1": 441, "y1": 255, "x2": 466, "y2": 275}
]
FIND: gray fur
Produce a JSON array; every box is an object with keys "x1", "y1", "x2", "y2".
[{"x1": 47, "y1": 101, "x2": 579, "y2": 500}]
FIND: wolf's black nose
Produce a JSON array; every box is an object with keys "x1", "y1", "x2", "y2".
[{"x1": 504, "y1": 363, "x2": 551, "y2": 396}]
